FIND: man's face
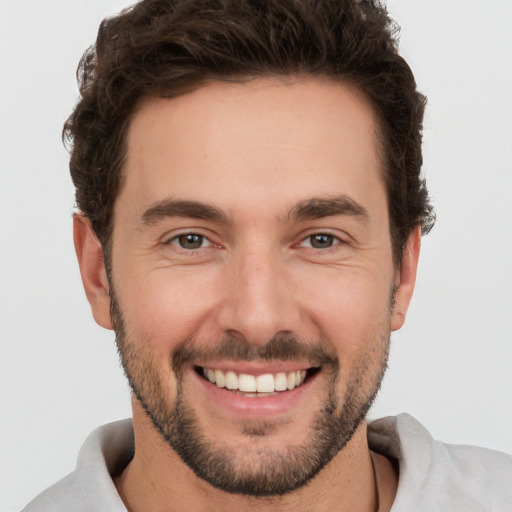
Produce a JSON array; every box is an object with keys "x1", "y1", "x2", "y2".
[{"x1": 82, "y1": 78, "x2": 417, "y2": 496}]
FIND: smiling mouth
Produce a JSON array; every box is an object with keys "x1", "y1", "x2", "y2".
[{"x1": 195, "y1": 366, "x2": 320, "y2": 396}]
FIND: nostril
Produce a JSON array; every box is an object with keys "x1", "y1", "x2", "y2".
[{"x1": 224, "y1": 329, "x2": 248, "y2": 343}]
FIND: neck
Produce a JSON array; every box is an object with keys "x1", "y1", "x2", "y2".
[{"x1": 114, "y1": 403, "x2": 397, "y2": 512}]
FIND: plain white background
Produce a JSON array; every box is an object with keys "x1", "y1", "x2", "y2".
[{"x1": 1, "y1": 1, "x2": 511, "y2": 510}]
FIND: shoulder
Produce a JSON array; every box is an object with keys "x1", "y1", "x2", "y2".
[
  {"x1": 368, "y1": 413, "x2": 512, "y2": 511},
  {"x1": 21, "y1": 472, "x2": 87, "y2": 512},
  {"x1": 22, "y1": 419, "x2": 133, "y2": 512}
]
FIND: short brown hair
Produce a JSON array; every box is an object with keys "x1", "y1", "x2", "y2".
[{"x1": 64, "y1": 0, "x2": 434, "y2": 263}]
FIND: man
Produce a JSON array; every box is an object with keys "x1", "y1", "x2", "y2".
[{"x1": 22, "y1": 0, "x2": 512, "y2": 510}]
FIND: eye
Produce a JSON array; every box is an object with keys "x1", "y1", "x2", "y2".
[
  {"x1": 301, "y1": 233, "x2": 340, "y2": 249},
  {"x1": 169, "y1": 233, "x2": 211, "y2": 250}
]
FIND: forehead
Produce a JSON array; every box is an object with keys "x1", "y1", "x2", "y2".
[{"x1": 122, "y1": 77, "x2": 383, "y2": 217}]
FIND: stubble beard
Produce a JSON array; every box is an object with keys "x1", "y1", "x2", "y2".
[{"x1": 110, "y1": 291, "x2": 390, "y2": 497}]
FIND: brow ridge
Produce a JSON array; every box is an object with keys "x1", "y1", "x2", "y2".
[
  {"x1": 141, "y1": 199, "x2": 231, "y2": 225},
  {"x1": 288, "y1": 196, "x2": 368, "y2": 222},
  {"x1": 140, "y1": 195, "x2": 367, "y2": 227}
]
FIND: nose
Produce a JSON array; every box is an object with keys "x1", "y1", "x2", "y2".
[{"x1": 216, "y1": 246, "x2": 301, "y2": 345}]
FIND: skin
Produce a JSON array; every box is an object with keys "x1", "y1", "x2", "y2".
[{"x1": 74, "y1": 77, "x2": 420, "y2": 511}]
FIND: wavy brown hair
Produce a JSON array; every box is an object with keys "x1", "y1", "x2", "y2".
[{"x1": 64, "y1": 0, "x2": 434, "y2": 264}]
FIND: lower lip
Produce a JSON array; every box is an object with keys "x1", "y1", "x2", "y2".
[{"x1": 190, "y1": 368, "x2": 318, "y2": 419}]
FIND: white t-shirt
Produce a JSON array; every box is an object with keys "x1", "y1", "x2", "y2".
[{"x1": 22, "y1": 414, "x2": 512, "y2": 511}]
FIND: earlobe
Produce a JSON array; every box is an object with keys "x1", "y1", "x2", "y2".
[
  {"x1": 391, "y1": 226, "x2": 421, "y2": 331},
  {"x1": 73, "y1": 215, "x2": 113, "y2": 330}
]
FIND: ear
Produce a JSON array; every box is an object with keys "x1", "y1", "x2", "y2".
[
  {"x1": 73, "y1": 214, "x2": 113, "y2": 330},
  {"x1": 391, "y1": 226, "x2": 421, "y2": 331}
]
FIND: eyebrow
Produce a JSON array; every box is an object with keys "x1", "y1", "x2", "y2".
[
  {"x1": 141, "y1": 199, "x2": 231, "y2": 226},
  {"x1": 140, "y1": 195, "x2": 368, "y2": 227},
  {"x1": 288, "y1": 196, "x2": 369, "y2": 222}
]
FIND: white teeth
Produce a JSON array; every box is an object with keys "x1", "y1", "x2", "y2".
[
  {"x1": 214, "y1": 369, "x2": 225, "y2": 388},
  {"x1": 239, "y1": 373, "x2": 257, "y2": 392},
  {"x1": 274, "y1": 372, "x2": 287, "y2": 391},
  {"x1": 287, "y1": 372, "x2": 296, "y2": 390},
  {"x1": 225, "y1": 370, "x2": 238, "y2": 390},
  {"x1": 201, "y1": 367, "x2": 309, "y2": 394},
  {"x1": 256, "y1": 374, "x2": 275, "y2": 393}
]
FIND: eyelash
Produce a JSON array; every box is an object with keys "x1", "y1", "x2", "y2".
[
  {"x1": 298, "y1": 233, "x2": 343, "y2": 250},
  {"x1": 166, "y1": 233, "x2": 213, "y2": 250},
  {"x1": 165, "y1": 231, "x2": 344, "y2": 252}
]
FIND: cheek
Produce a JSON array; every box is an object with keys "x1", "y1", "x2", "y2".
[
  {"x1": 299, "y1": 271, "x2": 393, "y2": 348},
  {"x1": 116, "y1": 266, "x2": 221, "y2": 349}
]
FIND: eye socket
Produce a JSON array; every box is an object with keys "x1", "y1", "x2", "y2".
[
  {"x1": 301, "y1": 233, "x2": 340, "y2": 249},
  {"x1": 169, "y1": 233, "x2": 211, "y2": 250}
]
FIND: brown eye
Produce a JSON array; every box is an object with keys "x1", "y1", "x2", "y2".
[{"x1": 172, "y1": 233, "x2": 208, "y2": 249}]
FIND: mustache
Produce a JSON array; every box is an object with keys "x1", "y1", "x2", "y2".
[{"x1": 172, "y1": 332, "x2": 339, "y2": 376}]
